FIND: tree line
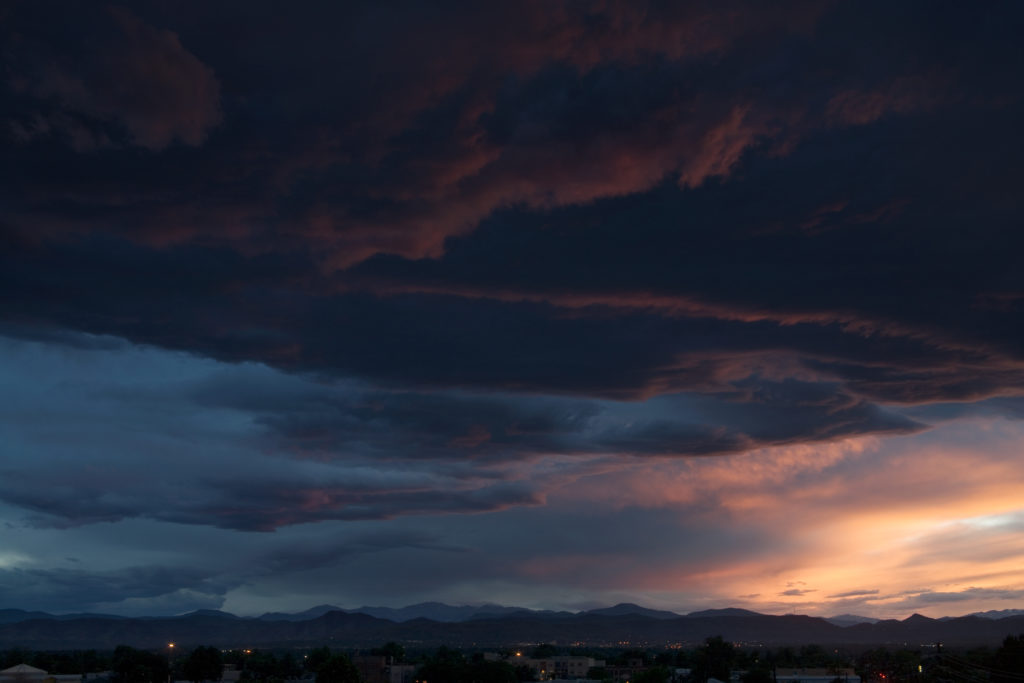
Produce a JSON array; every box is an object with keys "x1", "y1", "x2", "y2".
[
  {"x1": 2, "y1": 634, "x2": 1022, "y2": 682},
  {"x1": 0, "y1": 645, "x2": 360, "y2": 683}
]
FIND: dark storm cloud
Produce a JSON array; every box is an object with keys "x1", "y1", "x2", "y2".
[
  {"x1": 3, "y1": 2, "x2": 221, "y2": 150},
  {"x1": 0, "y1": 338, "x2": 918, "y2": 532},
  {"x1": 0, "y1": 0, "x2": 823, "y2": 257},
  {"x1": 2, "y1": 0, "x2": 1024, "y2": 546},
  {"x1": 0, "y1": 322, "x2": 130, "y2": 351},
  {"x1": 0, "y1": 460, "x2": 545, "y2": 533},
  {"x1": 244, "y1": 504, "x2": 795, "y2": 604},
  {"x1": 5, "y1": 230, "x2": 1020, "y2": 410},
  {"x1": 0, "y1": 564, "x2": 234, "y2": 614},
  {"x1": 1, "y1": 0, "x2": 1020, "y2": 407},
  {"x1": 0, "y1": 441, "x2": 548, "y2": 532},
  {"x1": 185, "y1": 368, "x2": 603, "y2": 459},
  {"x1": 189, "y1": 478, "x2": 545, "y2": 532},
  {"x1": 260, "y1": 530, "x2": 467, "y2": 574},
  {"x1": 186, "y1": 365, "x2": 919, "y2": 465},
  {"x1": 899, "y1": 396, "x2": 1024, "y2": 424}
]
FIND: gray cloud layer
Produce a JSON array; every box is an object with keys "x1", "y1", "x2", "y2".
[{"x1": 1, "y1": 0, "x2": 1023, "y2": 617}]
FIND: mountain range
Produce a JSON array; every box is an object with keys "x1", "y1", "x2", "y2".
[{"x1": 1, "y1": 603, "x2": 1022, "y2": 650}]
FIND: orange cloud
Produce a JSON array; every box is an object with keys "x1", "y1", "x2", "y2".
[{"x1": 542, "y1": 418, "x2": 1024, "y2": 617}]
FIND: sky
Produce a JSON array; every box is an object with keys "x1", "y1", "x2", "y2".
[{"x1": 1, "y1": 0, "x2": 1024, "y2": 620}]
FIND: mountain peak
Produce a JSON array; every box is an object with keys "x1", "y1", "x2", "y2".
[
  {"x1": 826, "y1": 614, "x2": 879, "y2": 627},
  {"x1": 965, "y1": 608, "x2": 1024, "y2": 620},
  {"x1": 258, "y1": 604, "x2": 346, "y2": 621},
  {"x1": 584, "y1": 603, "x2": 681, "y2": 619},
  {"x1": 179, "y1": 609, "x2": 240, "y2": 619},
  {"x1": 687, "y1": 608, "x2": 764, "y2": 618},
  {"x1": 904, "y1": 613, "x2": 935, "y2": 624}
]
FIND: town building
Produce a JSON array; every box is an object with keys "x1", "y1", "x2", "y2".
[
  {"x1": 511, "y1": 655, "x2": 606, "y2": 681},
  {"x1": 0, "y1": 664, "x2": 83, "y2": 682},
  {"x1": 775, "y1": 667, "x2": 861, "y2": 683},
  {"x1": 352, "y1": 655, "x2": 416, "y2": 683}
]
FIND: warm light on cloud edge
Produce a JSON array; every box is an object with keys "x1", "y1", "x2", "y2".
[{"x1": 542, "y1": 423, "x2": 1024, "y2": 618}]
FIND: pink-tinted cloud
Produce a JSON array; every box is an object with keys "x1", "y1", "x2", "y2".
[
  {"x1": 2, "y1": 1, "x2": 1024, "y2": 621},
  {"x1": 310, "y1": 96, "x2": 790, "y2": 268},
  {"x1": 496, "y1": 419, "x2": 1024, "y2": 617},
  {"x1": 2, "y1": 0, "x2": 966, "y2": 276},
  {"x1": 341, "y1": 1, "x2": 828, "y2": 141},
  {"x1": 826, "y1": 74, "x2": 947, "y2": 127},
  {"x1": 338, "y1": 278, "x2": 1024, "y2": 403},
  {"x1": 30, "y1": 1, "x2": 821, "y2": 265}
]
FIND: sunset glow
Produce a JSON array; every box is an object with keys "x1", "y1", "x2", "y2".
[{"x1": 1, "y1": 1, "x2": 1023, "y2": 622}]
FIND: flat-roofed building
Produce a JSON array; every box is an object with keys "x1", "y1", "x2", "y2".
[
  {"x1": 517, "y1": 655, "x2": 606, "y2": 681},
  {"x1": 0, "y1": 664, "x2": 82, "y2": 683},
  {"x1": 775, "y1": 667, "x2": 860, "y2": 683}
]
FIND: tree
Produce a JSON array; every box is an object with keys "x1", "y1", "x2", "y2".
[
  {"x1": 316, "y1": 653, "x2": 360, "y2": 683},
  {"x1": 615, "y1": 649, "x2": 648, "y2": 666},
  {"x1": 183, "y1": 645, "x2": 223, "y2": 683},
  {"x1": 856, "y1": 647, "x2": 920, "y2": 682},
  {"x1": 240, "y1": 650, "x2": 296, "y2": 682},
  {"x1": 277, "y1": 653, "x2": 302, "y2": 680},
  {"x1": 465, "y1": 660, "x2": 518, "y2": 683},
  {"x1": 516, "y1": 663, "x2": 537, "y2": 681},
  {"x1": 306, "y1": 646, "x2": 333, "y2": 674},
  {"x1": 634, "y1": 665, "x2": 671, "y2": 683},
  {"x1": 415, "y1": 650, "x2": 520, "y2": 683},
  {"x1": 531, "y1": 644, "x2": 559, "y2": 659},
  {"x1": 371, "y1": 642, "x2": 405, "y2": 662},
  {"x1": 693, "y1": 636, "x2": 734, "y2": 682},
  {"x1": 416, "y1": 647, "x2": 465, "y2": 683},
  {"x1": 111, "y1": 645, "x2": 170, "y2": 683},
  {"x1": 740, "y1": 667, "x2": 773, "y2": 683},
  {"x1": 992, "y1": 634, "x2": 1024, "y2": 683}
]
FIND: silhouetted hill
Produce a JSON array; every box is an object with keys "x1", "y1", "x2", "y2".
[
  {"x1": 585, "y1": 603, "x2": 681, "y2": 619},
  {"x1": 687, "y1": 608, "x2": 764, "y2": 618},
  {"x1": 467, "y1": 607, "x2": 574, "y2": 620},
  {"x1": 0, "y1": 609, "x2": 54, "y2": 624},
  {"x1": 256, "y1": 601, "x2": 565, "y2": 623},
  {"x1": 180, "y1": 609, "x2": 242, "y2": 620},
  {"x1": 353, "y1": 602, "x2": 535, "y2": 622},
  {"x1": 842, "y1": 614, "x2": 1024, "y2": 645},
  {"x1": 964, "y1": 608, "x2": 1024, "y2": 620},
  {"x1": 0, "y1": 609, "x2": 126, "y2": 624},
  {"x1": 826, "y1": 614, "x2": 879, "y2": 627},
  {"x1": 258, "y1": 604, "x2": 345, "y2": 621},
  {"x1": 2, "y1": 606, "x2": 1023, "y2": 650}
]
